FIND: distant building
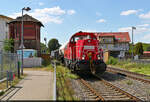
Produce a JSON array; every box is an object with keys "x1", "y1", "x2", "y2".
[
  {"x1": 8, "y1": 14, "x2": 44, "y2": 56},
  {"x1": 95, "y1": 32, "x2": 130, "y2": 57},
  {"x1": 0, "y1": 15, "x2": 13, "y2": 51},
  {"x1": 143, "y1": 51, "x2": 150, "y2": 54}
]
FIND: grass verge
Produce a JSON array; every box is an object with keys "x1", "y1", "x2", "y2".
[
  {"x1": 24, "y1": 64, "x2": 54, "y2": 72},
  {"x1": 107, "y1": 56, "x2": 150, "y2": 76},
  {"x1": 56, "y1": 65, "x2": 79, "y2": 101}
]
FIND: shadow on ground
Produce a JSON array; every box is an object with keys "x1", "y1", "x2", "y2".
[{"x1": 0, "y1": 86, "x2": 22, "y2": 101}]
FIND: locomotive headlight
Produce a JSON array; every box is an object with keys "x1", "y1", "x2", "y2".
[
  {"x1": 82, "y1": 55, "x2": 85, "y2": 60},
  {"x1": 97, "y1": 55, "x2": 101, "y2": 60}
]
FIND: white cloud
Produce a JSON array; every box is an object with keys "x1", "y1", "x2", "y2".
[
  {"x1": 35, "y1": 15, "x2": 63, "y2": 24},
  {"x1": 137, "y1": 24, "x2": 149, "y2": 27},
  {"x1": 38, "y1": 2, "x2": 44, "y2": 6},
  {"x1": 139, "y1": 12, "x2": 150, "y2": 19},
  {"x1": 80, "y1": 29, "x2": 98, "y2": 32},
  {"x1": 96, "y1": 12, "x2": 101, "y2": 16},
  {"x1": 143, "y1": 34, "x2": 150, "y2": 40},
  {"x1": 118, "y1": 26, "x2": 150, "y2": 34},
  {"x1": 118, "y1": 27, "x2": 131, "y2": 32},
  {"x1": 67, "y1": 10, "x2": 76, "y2": 15},
  {"x1": 97, "y1": 19, "x2": 106, "y2": 23},
  {"x1": 9, "y1": 13, "x2": 21, "y2": 18},
  {"x1": 9, "y1": 6, "x2": 76, "y2": 24},
  {"x1": 34, "y1": 7, "x2": 65, "y2": 15},
  {"x1": 120, "y1": 10, "x2": 139, "y2": 16}
]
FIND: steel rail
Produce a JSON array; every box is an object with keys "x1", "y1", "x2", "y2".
[
  {"x1": 95, "y1": 75, "x2": 143, "y2": 102},
  {"x1": 107, "y1": 67, "x2": 150, "y2": 84},
  {"x1": 78, "y1": 78, "x2": 105, "y2": 101},
  {"x1": 107, "y1": 66, "x2": 150, "y2": 77},
  {"x1": 78, "y1": 75, "x2": 142, "y2": 101}
]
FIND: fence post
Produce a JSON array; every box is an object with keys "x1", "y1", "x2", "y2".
[
  {"x1": 6, "y1": 71, "x2": 8, "y2": 88},
  {"x1": 53, "y1": 62, "x2": 56, "y2": 100},
  {"x1": 0, "y1": 54, "x2": 2, "y2": 80},
  {"x1": 17, "y1": 61, "x2": 20, "y2": 78},
  {"x1": 1, "y1": 53, "x2": 3, "y2": 80}
]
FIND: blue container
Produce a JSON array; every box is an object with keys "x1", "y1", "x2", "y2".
[{"x1": 17, "y1": 49, "x2": 37, "y2": 58}]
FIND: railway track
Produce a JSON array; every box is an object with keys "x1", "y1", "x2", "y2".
[
  {"x1": 78, "y1": 73, "x2": 142, "y2": 101},
  {"x1": 107, "y1": 66, "x2": 150, "y2": 84}
]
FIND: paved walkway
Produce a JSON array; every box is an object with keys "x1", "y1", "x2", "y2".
[{"x1": 0, "y1": 70, "x2": 54, "y2": 101}]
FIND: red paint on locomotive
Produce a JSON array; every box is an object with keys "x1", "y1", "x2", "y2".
[{"x1": 63, "y1": 31, "x2": 106, "y2": 74}]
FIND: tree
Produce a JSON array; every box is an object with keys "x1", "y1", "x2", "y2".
[
  {"x1": 40, "y1": 42, "x2": 49, "y2": 54},
  {"x1": 48, "y1": 38, "x2": 61, "y2": 53},
  {"x1": 3, "y1": 38, "x2": 14, "y2": 52},
  {"x1": 134, "y1": 42, "x2": 143, "y2": 55},
  {"x1": 147, "y1": 46, "x2": 150, "y2": 51}
]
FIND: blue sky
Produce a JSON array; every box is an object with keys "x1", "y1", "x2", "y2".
[{"x1": 1, "y1": 0, "x2": 150, "y2": 45}]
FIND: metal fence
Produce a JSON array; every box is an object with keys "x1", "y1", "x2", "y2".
[{"x1": 0, "y1": 52, "x2": 19, "y2": 81}]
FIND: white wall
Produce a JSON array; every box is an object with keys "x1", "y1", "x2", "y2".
[
  {"x1": 23, "y1": 58, "x2": 42, "y2": 68},
  {"x1": 0, "y1": 17, "x2": 10, "y2": 51}
]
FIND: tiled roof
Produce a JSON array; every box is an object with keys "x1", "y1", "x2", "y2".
[
  {"x1": 0, "y1": 14, "x2": 13, "y2": 20},
  {"x1": 95, "y1": 32, "x2": 130, "y2": 42},
  {"x1": 144, "y1": 51, "x2": 150, "y2": 54},
  {"x1": 8, "y1": 14, "x2": 44, "y2": 27}
]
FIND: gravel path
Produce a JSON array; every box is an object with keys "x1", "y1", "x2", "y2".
[
  {"x1": 70, "y1": 79, "x2": 90, "y2": 100},
  {"x1": 69, "y1": 72, "x2": 150, "y2": 101},
  {"x1": 101, "y1": 71, "x2": 150, "y2": 101}
]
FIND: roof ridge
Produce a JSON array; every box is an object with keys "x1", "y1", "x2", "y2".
[{"x1": 9, "y1": 14, "x2": 44, "y2": 27}]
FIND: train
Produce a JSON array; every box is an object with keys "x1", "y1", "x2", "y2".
[{"x1": 58, "y1": 31, "x2": 107, "y2": 74}]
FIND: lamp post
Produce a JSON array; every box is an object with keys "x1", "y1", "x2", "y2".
[
  {"x1": 44, "y1": 37, "x2": 47, "y2": 54},
  {"x1": 131, "y1": 26, "x2": 136, "y2": 60},
  {"x1": 20, "y1": 7, "x2": 31, "y2": 75}
]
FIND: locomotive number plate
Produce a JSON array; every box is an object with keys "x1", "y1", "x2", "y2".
[{"x1": 84, "y1": 46, "x2": 95, "y2": 50}]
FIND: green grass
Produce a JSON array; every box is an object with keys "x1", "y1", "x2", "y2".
[
  {"x1": 125, "y1": 80, "x2": 133, "y2": 85},
  {"x1": 24, "y1": 64, "x2": 54, "y2": 72},
  {"x1": 107, "y1": 57, "x2": 150, "y2": 76},
  {"x1": 0, "y1": 91, "x2": 4, "y2": 96},
  {"x1": 56, "y1": 65, "x2": 79, "y2": 101},
  {"x1": 106, "y1": 56, "x2": 118, "y2": 65}
]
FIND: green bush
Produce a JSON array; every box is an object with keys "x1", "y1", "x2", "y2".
[
  {"x1": 42, "y1": 59, "x2": 50, "y2": 66},
  {"x1": 0, "y1": 91, "x2": 4, "y2": 96},
  {"x1": 106, "y1": 56, "x2": 118, "y2": 65}
]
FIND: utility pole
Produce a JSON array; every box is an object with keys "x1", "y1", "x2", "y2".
[
  {"x1": 44, "y1": 37, "x2": 47, "y2": 53},
  {"x1": 131, "y1": 26, "x2": 136, "y2": 60}
]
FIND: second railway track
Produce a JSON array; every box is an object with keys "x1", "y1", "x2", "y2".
[
  {"x1": 78, "y1": 73, "x2": 143, "y2": 101},
  {"x1": 107, "y1": 66, "x2": 150, "y2": 84}
]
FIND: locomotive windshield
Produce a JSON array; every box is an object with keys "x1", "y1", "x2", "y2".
[{"x1": 70, "y1": 35, "x2": 96, "y2": 43}]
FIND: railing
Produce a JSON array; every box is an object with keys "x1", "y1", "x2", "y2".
[
  {"x1": 51, "y1": 61, "x2": 56, "y2": 101},
  {"x1": 0, "y1": 52, "x2": 19, "y2": 83}
]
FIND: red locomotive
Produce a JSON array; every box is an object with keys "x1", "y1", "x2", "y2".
[{"x1": 60, "y1": 31, "x2": 106, "y2": 74}]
